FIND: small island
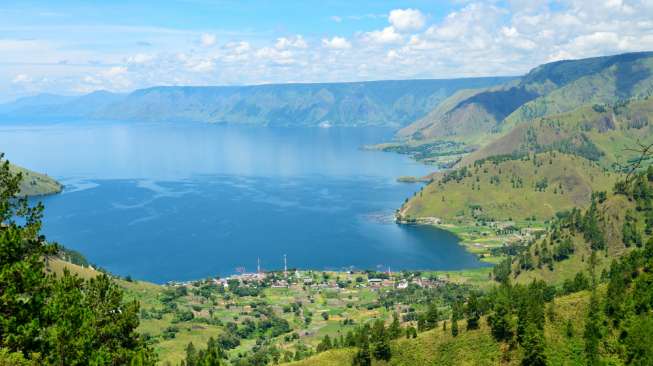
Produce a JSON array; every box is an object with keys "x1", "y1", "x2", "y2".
[{"x1": 396, "y1": 175, "x2": 422, "y2": 183}]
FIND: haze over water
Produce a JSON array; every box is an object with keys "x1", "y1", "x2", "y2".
[{"x1": 1, "y1": 121, "x2": 484, "y2": 283}]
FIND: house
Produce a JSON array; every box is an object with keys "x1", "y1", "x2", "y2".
[{"x1": 368, "y1": 278, "x2": 383, "y2": 288}]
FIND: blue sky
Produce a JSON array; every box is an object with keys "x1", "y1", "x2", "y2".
[{"x1": 2, "y1": 0, "x2": 653, "y2": 101}]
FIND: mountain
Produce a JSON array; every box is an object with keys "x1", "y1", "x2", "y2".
[
  {"x1": 397, "y1": 52, "x2": 653, "y2": 145},
  {"x1": 0, "y1": 93, "x2": 76, "y2": 114},
  {"x1": 6, "y1": 163, "x2": 63, "y2": 196},
  {"x1": 461, "y1": 97, "x2": 653, "y2": 167},
  {"x1": 397, "y1": 151, "x2": 616, "y2": 224},
  {"x1": 1, "y1": 90, "x2": 126, "y2": 120},
  {"x1": 0, "y1": 77, "x2": 513, "y2": 126}
]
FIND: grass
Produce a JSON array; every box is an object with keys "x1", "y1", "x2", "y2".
[
  {"x1": 466, "y1": 98, "x2": 653, "y2": 168},
  {"x1": 400, "y1": 152, "x2": 616, "y2": 224},
  {"x1": 284, "y1": 348, "x2": 356, "y2": 366},
  {"x1": 47, "y1": 258, "x2": 101, "y2": 280},
  {"x1": 280, "y1": 288, "x2": 599, "y2": 366},
  {"x1": 8, "y1": 163, "x2": 62, "y2": 197},
  {"x1": 514, "y1": 191, "x2": 636, "y2": 286}
]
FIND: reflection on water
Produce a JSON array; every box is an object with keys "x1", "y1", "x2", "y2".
[{"x1": 0, "y1": 121, "x2": 485, "y2": 283}]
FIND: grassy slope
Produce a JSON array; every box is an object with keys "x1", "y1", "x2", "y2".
[
  {"x1": 514, "y1": 192, "x2": 635, "y2": 286},
  {"x1": 45, "y1": 260, "x2": 405, "y2": 365},
  {"x1": 46, "y1": 259, "x2": 223, "y2": 364},
  {"x1": 399, "y1": 152, "x2": 616, "y2": 223},
  {"x1": 283, "y1": 289, "x2": 592, "y2": 366},
  {"x1": 9, "y1": 163, "x2": 62, "y2": 196},
  {"x1": 502, "y1": 56, "x2": 653, "y2": 132},
  {"x1": 396, "y1": 88, "x2": 484, "y2": 139},
  {"x1": 395, "y1": 86, "x2": 510, "y2": 145},
  {"x1": 395, "y1": 52, "x2": 653, "y2": 156},
  {"x1": 464, "y1": 98, "x2": 653, "y2": 167}
]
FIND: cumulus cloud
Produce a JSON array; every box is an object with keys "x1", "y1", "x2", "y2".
[
  {"x1": 5, "y1": 1, "x2": 653, "y2": 101},
  {"x1": 321, "y1": 36, "x2": 351, "y2": 49},
  {"x1": 256, "y1": 47, "x2": 295, "y2": 65},
  {"x1": 275, "y1": 35, "x2": 307, "y2": 49},
  {"x1": 388, "y1": 8, "x2": 426, "y2": 32},
  {"x1": 362, "y1": 26, "x2": 403, "y2": 45},
  {"x1": 126, "y1": 53, "x2": 154, "y2": 64},
  {"x1": 200, "y1": 33, "x2": 217, "y2": 46}
]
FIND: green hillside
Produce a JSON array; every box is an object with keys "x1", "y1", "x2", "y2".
[
  {"x1": 282, "y1": 173, "x2": 653, "y2": 366},
  {"x1": 5, "y1": 160, "x2": 62, "y2": 196},
  {"x1": 511, "y1": 171, "x2": 653, "y2": 286},
  {"x1": 398, "y1": 152, "x2": 616, "y2": 224},
  {"x1": 502, "y1": 54, "x2": 653, "y2": 132},
  {"x1": 462, "y1": 97, "x2": 653, "y2": 168},
  {"x1": 283, "y1": 289, "x2": 593, "y2": 366},
  {"x1": 394, "y1": 52, "x2": 653, "y2": 163}
]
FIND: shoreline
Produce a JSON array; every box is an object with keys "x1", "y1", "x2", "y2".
[{"x1": 396, "y1": 214, "x2": 545, "y2": 267}]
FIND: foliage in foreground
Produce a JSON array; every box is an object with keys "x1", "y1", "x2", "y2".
[{"x1": 0, "y1": 156, "x2": 155, "y2": 365}]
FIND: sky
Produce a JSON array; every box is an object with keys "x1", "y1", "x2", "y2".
[{"x1": 1, "y1": 0, "x2": 653, "y2": 102}]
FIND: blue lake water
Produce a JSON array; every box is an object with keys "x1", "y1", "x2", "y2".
[{"x1": 0, "y1": 121, "x2": 484, "y2": 283}]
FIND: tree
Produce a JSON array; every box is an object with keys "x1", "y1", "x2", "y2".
[
  {"x1": 0, "y1": 156, "x2": 155, "y2": 365},
  {"x1": 451, "y1": 317, "x2": 459, "y2": 337},
  {"x1": 450, "y1": 301, "x2": 460, "y2": 337},
  {"x1": 316, "y1": 335, "x2": 332, "y2": 352},
  {"x1": 351, "y1": 340, "x2": 371, "y2": 366},
  {"x1": 420, "y1": 302, "x2": 439, "y2": 331},
  {"x1": 388, "y1": 312, "x2": 402, "y2": 339},
  {"x1": 465, "y1": 292, "x2": 481, "y2": 330},
  {"x1": 488, "y1": 284, "x2": 513, "y2": 342},
  {"x1": 584, "y1": 252, "x2": 602, "y2": 365},
  {"x1": 372, "y1": 336, "x2": 391, "y2": 362},
  {"x1": 521, "y1": 324, "x2": 547, "y2": 366},
  {"x1": 624, "y1": 315, "x2": 653, "y2": 365},
  {"x1": 206, "y1": 337, "x2": 224, "y2": 365},
  {"x1": 184, "y1": 343, "x2": 198, "y2": 366}
]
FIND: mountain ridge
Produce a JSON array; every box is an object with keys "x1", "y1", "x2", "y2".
[
  {"x1": 0, "y1": 77, "x2": 514, "y2": 127},
  {"x1": 397, "y1": 51, "x2": 653, "y2": 145}
]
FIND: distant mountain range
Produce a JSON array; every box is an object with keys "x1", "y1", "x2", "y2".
[{"x1": 0, "y1": 77, "x2": 514, "y2": 127}]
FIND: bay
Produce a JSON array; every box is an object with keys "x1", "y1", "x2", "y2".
[{"x1": 0, "y1": 121, "x2": 485, "y2": 283}]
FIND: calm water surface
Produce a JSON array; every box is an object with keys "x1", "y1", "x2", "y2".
[{"x1": 1, "y1": 121, "x2": 484, "y2": 282}]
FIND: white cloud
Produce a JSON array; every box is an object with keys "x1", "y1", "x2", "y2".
[
  {"x1": 362, "y1": 26, "x2": 403, "y2": 45},
  {"x1": 12, "y1": 74, "x2": 31, "y2": 84},
  {"x1": 5, "y1": 1, "x2": 653, "y2": 101},
  {"x1": 275, "y1": 35, "x2": 307, "y2": 49},
  {"x1": 200, "y1": 33, "x2": 217, "y2": 46},
  {"x1": 103, "y1": 66, "x2": 128, "y2": 77},
  {"x1": 223, "y1": 41, "x2": 251, "y2": 54},
  {"x1": 193, "y1": 60, "x2": 215, "y2": 72},
  {"x1": 126, "y1": 53, "x2": 154, "y2": 64},
  {"x1": 388, "y1": 8, "x2": 426, "y2": 32},
  {"x1": 321, "y1": 36, "x2": 351, "y2": 49},
  {"x1": 256, "y1": 47, "x2": 295, "y2": 65}
]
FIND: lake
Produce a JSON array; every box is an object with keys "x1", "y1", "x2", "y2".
[{"x1": 1, "y1": 121, "x2": 484, "y2": 283}]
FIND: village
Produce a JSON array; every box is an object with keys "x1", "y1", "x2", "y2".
[{"x1": 166, "y1": 256, "x2": 450, "y2": 294}]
